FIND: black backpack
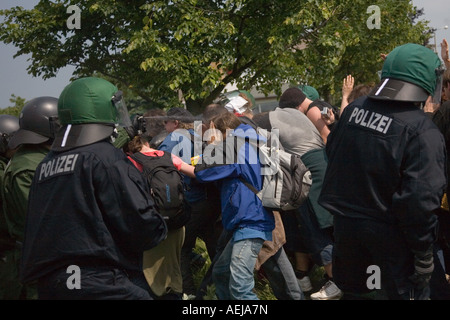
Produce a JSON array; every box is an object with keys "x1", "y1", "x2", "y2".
[{"x1": 130, "y1": 151, "x2": 190, "y2": 230}]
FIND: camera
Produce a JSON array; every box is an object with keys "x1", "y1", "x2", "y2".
[{"x1": 321, "y1": 107, "x2": 329, "y2": 115}]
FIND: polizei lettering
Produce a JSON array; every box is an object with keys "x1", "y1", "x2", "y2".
[
  {"x1": 348, "y1": 107, "x2": 393, "y2": 134},
  {"x1": 39, "y1": 154, "x2": 79, "y2": 181}
]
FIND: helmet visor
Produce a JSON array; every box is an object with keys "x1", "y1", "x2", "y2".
[
  {"x1": 368, "y1": 78, "x2": 429, "y2": 102},
  {"x1": 51, "y1": 123, "x2": 115, "y2": 151},
  {"x1": 432, "y1": 66, "x2": 445, "y2": 104},
  {"x1": 112, "y1": 91, "x2": 132, "y2": 128}
]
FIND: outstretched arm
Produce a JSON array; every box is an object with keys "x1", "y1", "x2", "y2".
[
  {"x1": 441, "y1": 39, "x2": 450, "y2": 69},
  {"x1": 340, "y1": 75, "x2": 354, "y2": 116}
]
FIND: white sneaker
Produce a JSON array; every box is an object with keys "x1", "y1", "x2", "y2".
[
  {"x1": 182, "y1": 293, "x2": 197, "y2": 300},
  {"x1": 310, "y1": 280, "x2": 343, "y2": 300},
  {"x1": 297, "y1": 276, "x2": 313, "y2": 292}
]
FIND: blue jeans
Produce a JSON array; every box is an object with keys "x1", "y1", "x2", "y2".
[
  {"x1": 212, "y1": 237, "x2": 264, "y2": 300},
  {"x1": 262, "y1": 247, "x2": 305, "y2": 300}
]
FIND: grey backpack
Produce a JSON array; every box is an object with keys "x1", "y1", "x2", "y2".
[{"x1": 240, "y1": 127, "x2": 312, "y2": 211}]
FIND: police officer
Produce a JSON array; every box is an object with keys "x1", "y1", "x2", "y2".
[
  {"x1": 1, "y1": 98, "x2": 59, "y2": 300},
  {"x1": 318, "y1": 43, "x2": 446, "y2": 300},
  {"x1": 19, "y1": 77, "x2": 167, "y2": 300},
  {"x1": 0, "y1": 114, "x2": 20, "y2": 299}
]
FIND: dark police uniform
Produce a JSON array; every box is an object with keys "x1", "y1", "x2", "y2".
[
  {"x1": 20, "y1": 140, "x2": 167, "y2": 300},
  {"x1": 318, "y1": 96, "x2": 446, "y2": 299}
]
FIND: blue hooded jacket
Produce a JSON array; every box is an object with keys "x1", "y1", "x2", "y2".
[{"x1": 194, "y1": 123, "x2": 275, "y2": 234}]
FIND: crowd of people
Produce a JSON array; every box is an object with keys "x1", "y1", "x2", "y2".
[{"x1": 0, "y1": 39, "x2": 450, "y2": 300}]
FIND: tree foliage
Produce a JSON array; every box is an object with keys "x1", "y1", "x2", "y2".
[
  {"x1": 0, "y1": 94, "x2": 26, "y2": 116},
  {"x1": 0, "y1": 0, "x2": 432, "y2": 114}
]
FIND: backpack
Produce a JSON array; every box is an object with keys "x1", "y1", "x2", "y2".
[
  {"x1": 130, "y1": 151, "x2": 190, "y2": 230},
  {"x1": 239, "y1": 125, "x2": 312, "y2": 211}
]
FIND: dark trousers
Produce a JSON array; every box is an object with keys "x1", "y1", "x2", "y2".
[
  {"x1": 37, "y1": 267, "x2": 152, "y2": 300},
  {"x1": 333, "y1": 216, "x2": 430, "y2": 300},
  {"x1": 180, "y1": 198, "x2": 222, "y2": 295}
]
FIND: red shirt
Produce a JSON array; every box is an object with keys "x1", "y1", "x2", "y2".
[{"x1": 128, "y1": 150, "x2": 183, "y2": 172}]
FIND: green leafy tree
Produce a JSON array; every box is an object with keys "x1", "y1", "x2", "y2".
[
  {"x1": 0, "y1": 94, "x2": 26, "y2": 116},
  {"x1": 0, "y1": 0, "x2": 432, "y2": 114},
  {"x1": 294, "y1": 1, "x2": 432, "y2": 104}
]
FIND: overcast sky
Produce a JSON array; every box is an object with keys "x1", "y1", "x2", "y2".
[{"x1": 0, "y1": 0, "x2": 449, "y2": 109}]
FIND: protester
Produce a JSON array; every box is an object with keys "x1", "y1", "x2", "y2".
[
  {"x1": 193, "y1": 111, "x2": 275, "y2": 300},
  {"x1": 19, "y1": 77, "x2": 168, "y2": 300},
  {"x1": 299, "y1": 84, "x2": 339, "y2": 129},
  {"x1": 221, "y1": 92, "x2": 305, "y2": 300},
  {"x1": 155, "y1": 107, "x2": 222, "y2": 298},
  {"x1": 279, "y1": 87, "x2": 331, "y2": 144},
  {"x1": 192, "y1": 103, "x2": 228, "y2": 300},
  {"x1": 253, "y1": 102, "x2": 342, "y2": 300},
  {"x1": 319, "y1": 43, "x2": 446, "y2": 300},
  {"x1": 125, "y1": 135, "x2": 196, "y2": 300},
  {"x1": 143, "y1": 108, "x2": 168, "y2": 149},
  {"x1": 339, "y1": 75, "x2": 374, "y2": 116}
]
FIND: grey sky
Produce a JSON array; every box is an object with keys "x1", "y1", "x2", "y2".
[{"x1": 0, "y1": 0, "x2": 449, "y2": 109}]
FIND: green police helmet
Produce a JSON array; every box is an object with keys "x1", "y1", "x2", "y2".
[
  {"x1": 369, "y1": 43, "x2": 442, "y2": 103},
  {"x1": 58, "y1": 77, "x2": 119, "y2": 125},
  {"x1": 52, "y1": 77, "x2": 129, "y2": 151},
  {"x1": 298, "y1": 85, "x2": 320, "y2": 101}
]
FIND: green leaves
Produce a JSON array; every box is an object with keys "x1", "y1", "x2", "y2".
[{"x1": 0, "y1": 0, "x2": 431, "y2": 113}]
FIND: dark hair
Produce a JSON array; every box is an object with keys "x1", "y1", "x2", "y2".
[
  {"x1": 123, "y1": 135, "x2": 146, "y2": 154},
  {"x1": 279, "y1": 87, "x2": 307, "y2": 109},
  {"x1": 348, "y1": 84, "x2": 373, "y2": 103},
  {"x1": 143, "y1": 108, "x2": 166, "y2": 140},
  {"x1": 252, "y1": 112, "x2": 271, "y2": 130},
  {"x1": 202, "y1": 104, "x2": 228, "y2": 124}
]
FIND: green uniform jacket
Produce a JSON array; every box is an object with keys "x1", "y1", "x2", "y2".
[
  {"x1": 0, "y1": 156, "x2": 14, "y2": 252},
  {"x1": 2, "y1": 145, "x2": 48, "y2": 243}
]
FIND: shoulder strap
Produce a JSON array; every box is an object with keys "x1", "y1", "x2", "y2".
[
  {"x1": 239, "y1": 176, "x2": 260, "y2": 195},
  {"x1": 130, "y1": 151, "x2": 175, "y2": 172},
  {"x1": 306, "y1": 101, "x2": 316, "y2": 114}
]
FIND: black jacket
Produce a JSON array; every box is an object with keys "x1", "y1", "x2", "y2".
[
  {"x1": 319, "y1": 96, "x2": 446, "y2": 253},
  {"x1": 20, "y1": 141, "x2": 167, "y2": 283}
]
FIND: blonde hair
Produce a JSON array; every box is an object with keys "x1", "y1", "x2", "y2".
[{"x1": 177, "y1": 121, "x2": 194, "y2": 130}]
